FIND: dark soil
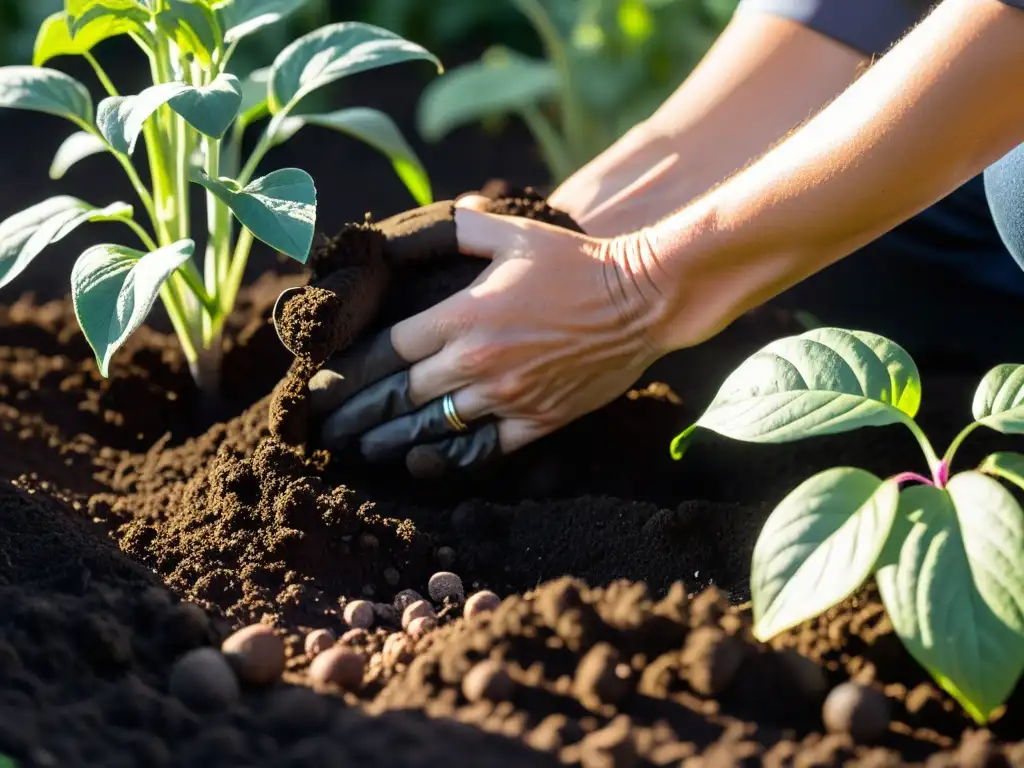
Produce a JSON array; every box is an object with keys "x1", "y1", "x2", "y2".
[{"x1": 2, "y1": 52, "x2": 1024, "y2": 768}]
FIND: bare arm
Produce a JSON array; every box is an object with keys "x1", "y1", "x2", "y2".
[
  {"x1": 645, "y1": 0, "x2": 1024, "y2": 352},
  {"x1": 548, "y1": 10, "x2": 868, "y2": 236}
]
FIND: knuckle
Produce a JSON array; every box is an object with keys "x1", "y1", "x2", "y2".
[
  {"x1": 453, "y1": 340, "x2": 497, "y2": 379},
  {"x1": 490, "y1": 374, "x2": 528, "y2": 404}
]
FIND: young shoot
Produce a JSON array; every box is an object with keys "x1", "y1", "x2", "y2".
[
  {"x1": 0, "y1": 0, "x2": 441, "y2": 396},
  {"x1": 671, "y1": 328, "x2": 1024, "y2": 725}
]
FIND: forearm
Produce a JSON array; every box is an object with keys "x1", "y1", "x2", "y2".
[
  {"x1": 646, "y1": 0, "x2": 1024, "y2": 351},
  {"x1": 549, "y1": 11, "x2": 867, "y2": 236}
]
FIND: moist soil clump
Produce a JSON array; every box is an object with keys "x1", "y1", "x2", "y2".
[{"x1": 1, "y1": 186, "x2": 1022, "y2": 763}]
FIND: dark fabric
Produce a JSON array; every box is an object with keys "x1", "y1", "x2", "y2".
[
  {"x1": 308, "y1": 328, "x2": 407, "y2": 415},
  {"x1": 359, "y1": 397, "x2": 467, "y2": 462},
  {"x1": 984, "y1": 142, "x2": 1024, "y2": 276},
  {"x1": 319, "y1": 369, "x2": 418, "y2": 450}
]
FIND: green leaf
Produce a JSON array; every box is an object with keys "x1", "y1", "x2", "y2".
[
  {"x1": 670, "y1": 328, "x2": 921, "y2": 459},
  {"x1": 0, "y1": 66, "x2": 93, "y2": 125},
  {"x1": 751, "y1": 467, "x2": 899, "y2": 641},
  {"x1": 50, "y1": 130, "x2": 108, "y2": 179},
  {"x1": 190, "y1": 168, "x2": 316, "y2": 261},
  {"x1": 155, "y1": 0, "x2": 223, "y2": 67},
  {"x1": 72, "y1": 239, "x2": 195, "y2": 376},
  {"x1": 217, "y1": 0, "x2": 312, "y2": 45},
  {"x1": 270, "y1": 108, "x2": 431, "y2": 205},
  {"x1": 972, "y1": 364, "x2": 1024, "y2": 434},
  {"x1": 268, "y1": 21, "x2": 442, "y2": 113},
  {"x1": 876, "y1": 478, "x2": 1024, "y2": 723},
  {"x1": 0, "y1": 197, "x2": 133, "y2": 291},
  {"x1": 979, "y1": 451, "x2": 1024, "y2": 493},
  {"x1": 417, "y1": 47, "x2": 560, "y2": 142},
  {"x1": 35, "y1": 10, "x2": 146, "y2": 66},
  {"x1": 65, "y1": 0, "x2": 154, "y2": 50},
  {"x1": 237, "y1": 66, "x2": 270, "y2": 128},
  {"x1": 98, "y1": 74, "x2": 243, "y2": 153}
]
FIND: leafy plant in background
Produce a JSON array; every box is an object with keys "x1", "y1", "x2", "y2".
[
  {"x1": 671, "y1": 328, "x2": 1024, "y2": 724},
  {"x1": 417, "y1": 0, "x2": 737, "y2": 182},
  {"x1": 0, "y1": 0, "x2": 440, "y2": 395}
]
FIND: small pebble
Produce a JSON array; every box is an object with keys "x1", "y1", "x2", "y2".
[
  {"x1": 383, "y1": 567, "x2": 400, "y2": 587},
  {"x1": 464, "y1": 590, "x2": 501, "y2": 619},
  {"x1": 383, "y1": 632, "x2": 415, "y2": 665},
  {"x1": 462, "y1": 659, "x2": 514, "y2": 703},
  {"x1": 343, "y1": 600, "x2": 374, "y2": 629},
  {"x1": 304, "y1": 629, "x2": 335, "y2": 659},
  {"x1": 169, "y1": 647, "x2": 240, "y2": 709},
  {"x1": 435, "y1": 546, "x2": 457, "y2": 569},
  {"x1": 407, "y1": 615, "x2": 437, "y2": 640},
  {"x1": 308, "y1": 647, "x2": 365, "y2": 692},
  {"x1": 428, "y1": 571, "x2": 465, "y2": 604},
  {"x1": 393, "y1": 589, "x2": 423, "y2": 613},
  {"x1": 339, "y1": 628, "x2": 367, "y2": 645},
  {"x1": 823, "y1": 681, "x2": 891, "y2": 743},
  {"x1": 402, "y1": 600, "x2": 435, "y2": 630},
  {"x1": 221, "y1": 624, "x2": 285, "y2": 686}
]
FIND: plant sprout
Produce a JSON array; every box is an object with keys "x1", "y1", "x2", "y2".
[
  {"x1": 671, "y1": 328, "x2": 1024, "y2": 724},
  {"x1": 0, "y1": 0, "x2": 441, "y2": 396}
]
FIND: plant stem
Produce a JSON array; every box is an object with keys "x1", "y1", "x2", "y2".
[
  {"x1": 120, "y1": 217, "x2": 159, "y2": 251},
  {"x1": 941, "y1": 422, "x2": 982, "y2": 476},
  {"x1": 892, "y1": 471, "x2": 935, "y2": 487},
  {"x1": 237, "y1": 127, "x2": 275, "y2": 186},
  {"x1": 520, "y1": 105, "x2": 574, "y2": 182},
  {"x1": 214, "y1": 226, "x2": 255, "y2": 336},
  {"x1": 904, "y1": 419, "x2": 943, "y2": 485},
  {"x1": 84, "y1": 53, "x2": 119, "y2": 97},
  {"x1": 159, "y1": 281, "x2": 198, "y2": 363}
]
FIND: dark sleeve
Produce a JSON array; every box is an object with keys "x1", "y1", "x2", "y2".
[{"x1": 735, "y1": 0, "x2": 1022, "y2": 57}]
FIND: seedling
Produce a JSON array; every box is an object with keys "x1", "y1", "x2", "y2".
[
  {"x1": 671, "y1": 328, "x2": 1024, "y2": 724},
  {"x1": 0, "y1": 0, "x2": 441, "y2": 395}
]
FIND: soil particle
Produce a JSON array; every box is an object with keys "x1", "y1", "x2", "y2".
[
  {"x1": 169, "y1": 647, "x2": 242, "y2": 710},
  {"x1": 221, "y1": 623, "x2": 286, "y2": 686},
  {"x1": 304, "y1": 629, "x2": 336, "y2": 659},
  {"x1": 464, "y1": 590, "x2": 501, "y2": 619},
  {"x1": 308, "y1": 647, "x2": 365, "y2": 693},
  {"x1": 343, "y1": 601, "x2": 374, "y2": 630},
  {"x1": 462, "y1": 660, "x2": 516, "y2": 703},
  {"x1": 681, "y1": 625, "x2": 751, "y2": 697},
  {"x1": 823, "y1": 681, "x2": 893, "y2": 743},
  {"x1": 402, "y1": 600, "x2": 435, "y2": 630},
  {"x1": 427, "y1": 571, "x2": 465, "y2": 604}
]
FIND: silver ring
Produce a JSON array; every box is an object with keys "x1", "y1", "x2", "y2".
[{"x1": 442, "y1": 393, "x2": 468, "y2": 432}]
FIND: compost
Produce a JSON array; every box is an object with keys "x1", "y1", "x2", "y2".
[{"x1": 1, "y1": 182, "x2": 1022, "y2": 766}]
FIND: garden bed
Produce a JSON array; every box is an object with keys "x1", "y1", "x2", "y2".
[{"x1": 1, "y1": 61, "x2": 1022, "y2": 768}]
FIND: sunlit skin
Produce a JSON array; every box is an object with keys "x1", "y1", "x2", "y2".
[{"x1": 386, "y1": 0, "x2": 1024, "y2": 457}]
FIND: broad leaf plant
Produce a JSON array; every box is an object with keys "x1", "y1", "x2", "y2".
[
  {"x1": 672, "y1": 328, "x2": 1024, "y2": 724},
  {"x1": 0, "y1": 0, "x2": 441, "y2": 393}
]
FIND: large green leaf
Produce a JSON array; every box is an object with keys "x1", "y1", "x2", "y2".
[
  {"x1": 417, "y1": 47, "x2": 560, "y2": 142},
  {"x1": 972, "y1": 364, "x2": 1024, "y2": 434},
  {"x1": 217, "y1": 0, "x2": 312, "y2": 45},
  {"x1": 751, "y1": 467, "x2": 899, "y2": 641},
  {"x1": 237, "y1": 66, "x2": 270, "y2": 129},
  {"x1": 35, "y1": 9, "x2": 148, "y2": 66},
  {"x1": 268, "y1": 21, "x2": 442, "y2": 113},
  {"x1": 97, "y1": 74, "x2": 243, "y2": 153},
  {"x1": 0, "y1": 66, "x2": 93, "y2": 125},
  {"x1": 72, "y1": 239, "x2": 195, "y2": 376},
  {"x1": 65, "y1": 0, "x2": 154, "y2": 50},
  {"x1": 190, "y1": 168, "x2": 315, "y2": 261},
  {"x1": 876, "y1": 478, "x2": 1024, "y2": 723},
  {"x1": 0, "y1": 197, "x2": 133, "y2": 290},
  {"x1": 979, "y1": 451, "x2": 1024, "y2": 493},
  {"x1": 671, "y1": 328, "x2": 922, "y2": 459},
  {"x1": 155, "y1": 0, "x2": 223, "y2": 67},
  {"x1": 50, "y1": 130, "x2": 109, "y2": 179},
  {"x1": 270, "y1": 108, "x2": 431, "y2": 205}
]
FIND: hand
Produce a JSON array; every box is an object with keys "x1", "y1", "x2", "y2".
[{"x1": 307, "y1": 195, "x2": 675, "y2": 478}]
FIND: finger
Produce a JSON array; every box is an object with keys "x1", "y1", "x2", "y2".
[
  {"x1": 498, "y1": 417, "x2": 558, "y2": 455},
  {"x1": 454, "y1": 206, "x2": 570, "y2": 259},
  {"x1": 404, "y1": 423, "x2": 503, "y2": 479},
  {"x1": 358, "y1": 387, "x2": 494, "y2": 463},
  {"x1": 308, "y1": 326, "x2": 408, "y2": 416},
  {"x1": 376, "y1": 200, "x2": 458, "y2": 267},
  {"x1": 319, "y1": 369, "x2": 416, "y2": 451}
]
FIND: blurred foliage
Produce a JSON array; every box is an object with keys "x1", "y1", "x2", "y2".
[{"x1": 0, "y1": 1, "x2": 59, "y2": 64}]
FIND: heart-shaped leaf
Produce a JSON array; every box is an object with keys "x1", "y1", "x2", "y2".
[
  {"x1": 671, "y1": 328, "x2": 922, "y2": 459},
  {"x1": 876, "y1": 477, "x2": 1024, "y2": 723},
  {"x1": 268, "y1": 21, "x2": 441, "y2": 113},
  {"x1": 34, "y1": 9, "x2": 150, "y2": 66},
  {"x1": 50, "y1": 130, "x2": 108, "y2": 179},
  {"x1": 979, "y1": 451, "x2": 1024, "y2": 493},
  {"x1": 751, "y1": 467, "x2": 899, "y2": 641},
  {"x1": 217, "y1": 0, "x2": 312, "y2": 45},
  {"x1": 973, "y1": 364, "x2": 1024, "y2": 434},
  {"x1": 72, "y1": 239, "x2": 195, "y2": 376},
  {"x1": 417, "y1": 47, "x2": 560, "y2": 141},
  {"x1": 155, "y1": 0, "x2": 223, "y2": 67},
  {"x1": 66, "y1": 0, "x2": 153, "y2": 47},
  {"x1": 98, "y1": 74, "x2": 243, "y2": 154},
  {"x1": 270, "y1": 107, "x2": 431, "y2": 205},
  {"x1": 190, "y1": 168, "x2": 316, "y2": 261},
  {"x1": 0, "y1": 66, "x2": 93, "y2": 125},
  {"x1": 0, "y1": 197, "x2": 133, "y2": 291}
]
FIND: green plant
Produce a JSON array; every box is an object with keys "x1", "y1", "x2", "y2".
[
  {"x1": 416, "y1": 0, "x2": 736, "y2": 182},
  {"x1": 0, "y1": 0, "x2": 441, "y2": 395},
  {"x1": 671, "y1": 328, "x2": 1024, "y2": 724}
]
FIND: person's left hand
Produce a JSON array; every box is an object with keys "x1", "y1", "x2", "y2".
[{"x1": 306, "y1": 195, "x2": 675, "y2": 478}]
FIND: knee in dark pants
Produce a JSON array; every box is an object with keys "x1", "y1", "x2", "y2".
[{"x1": 984, "y1": 141, "x2": 1024, "y2": 274}]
